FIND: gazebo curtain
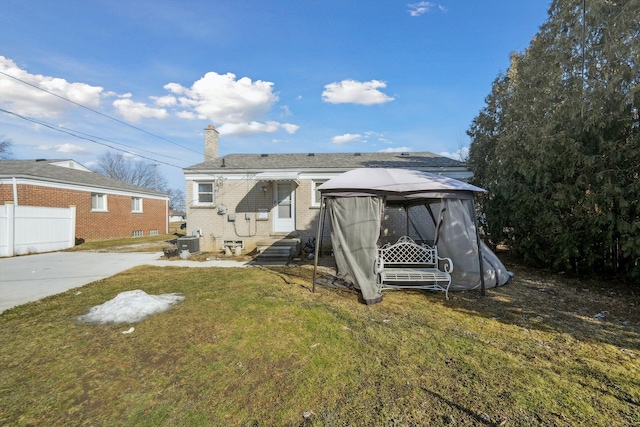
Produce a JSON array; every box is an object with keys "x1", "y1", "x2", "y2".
[{"x1": 328, "y1": 196, "x2": 383, "y2": 304}]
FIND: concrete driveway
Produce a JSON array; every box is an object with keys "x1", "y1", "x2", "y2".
[{"x1": 0, "y1": 251, "x2": 254, "y2": 314}]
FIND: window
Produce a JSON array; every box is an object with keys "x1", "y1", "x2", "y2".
[
  {"x1": 132, "y1": 230, "x2": 143, "y2": 237},
  {"x1": 149, "y1": 229, "x2": 158, "y2": 236},
  {"x1": 91, "y1": 193, "x2": 107, "y2": 211},
  {"x1": 131, "y1": 197, "x2": 143, "y2": 213},
  {"x1": 311, "y1": 180, "x2": 327, "y2": 207},
  {"x1": 197, "y1": 182, "x2": 215, "y2": 204}
]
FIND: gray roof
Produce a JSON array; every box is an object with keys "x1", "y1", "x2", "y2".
[
  {"x1": 184, "y1": 151, "x2": 466, "y2": 172},
  {"x1": 0, "y1": 159, "x2": 168, "y2": 197}
]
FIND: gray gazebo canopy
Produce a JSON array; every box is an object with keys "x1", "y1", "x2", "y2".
[{"x1": 312, "y1": 168, "x2": 511, "y2": 304}]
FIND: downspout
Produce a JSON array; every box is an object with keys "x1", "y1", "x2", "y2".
[
  {"x1": 12, "y1": 177, "x2": 18, "y2": 206},
  {"x1": 312, "y1": 195, "x2": 327, "y2": 293},
  {"x1": 165, "y1": 197, "x2": 169, "y2": 235}
]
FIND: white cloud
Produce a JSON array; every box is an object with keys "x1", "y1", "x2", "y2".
[
  {"x1": 439, "y1": 146, "x2": 469, "y2": 161},
  {"x1": 165, "y1": 72, "x2": 278, "y2": 123},
  {"x1": 0, "y1": 55, "x2": 296, "y2": 134},
  {"x1": 36, "y1": 143, "x2": 88, "y2": 154},
  {"x1": 322, "y1": 79, "x2": 394, "y2": 105},
  {"x1": 280, "y1": 123, "x2": 300, "y2": 134},
  {"x1": 280, "y1": 105, "x2": 292, "y2": 117},
  {"x1": 122, "y1": 151, "x2": 141, "y2": 160},
  {"x1": 218, "y1": 121, "x2": 299, "y2": 136},
  {"x1": 56, "y1": 143, "x2": 88, "y2": 154},
  {"x1": 331, "y1": 133, "x2": 362, "y2": 144},
  {"x1": 0, "y1": 55, "x2": 103, "y2": 118},
  {"x1": 378, "y1": 146, "x2": 413, "y2": 153},
  {"x1": 176, "y1": 110, "x2": 197, "y2": 119},
  {"x1": 407, "y1": 2, "x2": 447, "y2": 17},
  {"x1": 163, "y1": 82, "x2": 183, "y2": 94},
  {"x1": 151, "y1": 95, "x2": 177, "y2": 107},
  {"x1": 112, "y1": 98, "x2": 169, "y2": 122},
  {"x1": 163, "y1": 71, "x2": 297, "y2": 135}
]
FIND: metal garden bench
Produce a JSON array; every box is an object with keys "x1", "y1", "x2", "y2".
[{"x1": 375, "y1": 236, "x2": 453, "y2": 299}]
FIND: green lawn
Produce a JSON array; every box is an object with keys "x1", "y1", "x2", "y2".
[{"x1": 1, "y1": 261, "x2": 638, "y2": 426}]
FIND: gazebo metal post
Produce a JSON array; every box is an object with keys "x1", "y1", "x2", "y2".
[
  {"x1": 471, "y1": 197, "x2": 486, "y2": 296},
  {"x1": 312, "y1": 195, "x2": 327, "y2": 293},
  {"x1": 405, "y1": 203, "x2": 410, "y2": 237}
]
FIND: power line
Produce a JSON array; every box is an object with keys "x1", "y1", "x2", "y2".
[
  {"x1": 55, "y1": 124, "x2": 189, "y2": 163},
  {"x1": 0, "y1": 70, "x2": 203, "y2": 155},
  {"x1": 0, "y1": 108, "x2": 185, "y2": 169}
]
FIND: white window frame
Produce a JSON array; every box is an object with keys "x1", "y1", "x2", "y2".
[
  {"x1": 91, "y1": 193, "x2": 107, "y2": 212},
  {"x1": 311, "y1": 180, "x2": 326, "y2": 207},
  {"x1": 196, "y1": 182, "x2": 215, "y2": 205},
  {"x1": 131, "y1": 197, "x2": 143, "y2": 213}
]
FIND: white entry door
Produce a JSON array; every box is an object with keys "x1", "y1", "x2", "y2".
[{"x1": 274, "y1": 181, "x2": 295, "y2": 233}]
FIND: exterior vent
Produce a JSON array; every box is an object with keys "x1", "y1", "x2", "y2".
[
  {"x1": 223, "y1": 239, "x2": 244, "y2": 249},
  {"x1": 354, "y1": 153, "x2": 361, "y2": 156},
  {"x1": 308, "y1": 153, "x2": 315, "y2": 156},
  {"x1": 261, "y1": 154, "x2": 269, "y2": 157}
]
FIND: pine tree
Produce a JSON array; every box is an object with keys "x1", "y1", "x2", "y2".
[{"x1": 468, "y1": 0, "x2": 640, "y2": 281}]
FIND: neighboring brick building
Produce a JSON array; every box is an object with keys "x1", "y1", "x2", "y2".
[
  {"x1": 183, "y1": 126, "x2": 472, "y2": 254},
  {"x1": 0, "y1": 159, "x2": 169, "y2": 242}
]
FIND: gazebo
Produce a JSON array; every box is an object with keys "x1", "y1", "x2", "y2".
[{"x1": 312, "y1": 168, "x2": 511, "y2": 304}]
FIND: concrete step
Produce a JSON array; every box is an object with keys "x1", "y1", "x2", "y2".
[
  {"x1": 255, "y1": 239, "x2": 300, "y2": 264},
  {"x1": 256, "y1": 238, "x2": 300, "y2": 247}
]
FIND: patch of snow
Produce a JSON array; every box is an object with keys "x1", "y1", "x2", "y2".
[{"x1": 77, "y1": 289, "x2": 184, "y2": 325}]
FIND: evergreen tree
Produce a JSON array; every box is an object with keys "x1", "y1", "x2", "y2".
[{"x1": 468, "y1": 0, "x2": 640, "y2": 281}]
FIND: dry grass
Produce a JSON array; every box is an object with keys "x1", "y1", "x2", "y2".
[
  {"x1": 0, "y1": 256, "x2": 638, "y2": 426},
  {"x1": 66, "y1": 234, "x2": 183, "y2": 253}
]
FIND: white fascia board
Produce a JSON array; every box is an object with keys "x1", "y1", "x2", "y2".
[
  {"x1": 299, "y1": 168, "x2": 472, "y2": 181},
  {"x1": 253, "y1": 171, "x2": 300, "y2": 181},
  {"x1": 0, "y1": 177, "x2": 169, "y2": 201},
  {"x1": 185, "y1": 173, "x2": 251, "y2": 181},
  {"x1": 298, "y1": 172, "x2": 342, "y2": 180}
]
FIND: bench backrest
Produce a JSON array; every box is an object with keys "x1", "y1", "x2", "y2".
[{"x1": 378, "y1": 239, "x2": 438, "y2": 267}]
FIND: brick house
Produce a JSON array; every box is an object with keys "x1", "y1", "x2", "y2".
[
  {"x1": 0, "y1": 159, "x2": 169, "y2": 242},
  {"x1": 183, "y1": 126, "x2": 472, "y2": 255}
]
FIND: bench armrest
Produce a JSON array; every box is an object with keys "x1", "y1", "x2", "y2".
[{"x1": 438, "y1": 256, "x2": 454, "y2": 273}]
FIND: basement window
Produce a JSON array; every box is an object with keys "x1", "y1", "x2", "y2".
[
  {"x1": 132, "y1": 230, "x2": 144, "y2": 237},
  {"x1": 149, "y1": 229, "x2": 158, "y2": 236}
]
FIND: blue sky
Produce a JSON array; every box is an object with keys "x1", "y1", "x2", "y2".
[{"x1": 0, "y1": 0, "x2": 550, "y2": 189}]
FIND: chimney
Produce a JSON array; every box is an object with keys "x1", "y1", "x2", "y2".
[{"x1": 204, "y1": 125, "x2": 219, "y2": 161}]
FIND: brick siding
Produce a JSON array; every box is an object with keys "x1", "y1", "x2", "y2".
[{"x1": 1, "y1": 184, "x2": 167, "y2": 241}]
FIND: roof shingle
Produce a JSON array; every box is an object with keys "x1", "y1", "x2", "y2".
[
  {"x1": 184, "y1": 151, "x2": 466, "y2": 172},
  {"x1": 0, "y1": 159, "x2": 167, "y2": 197}
]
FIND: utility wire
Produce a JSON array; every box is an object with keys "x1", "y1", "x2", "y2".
[
  {"x1": 0, "y1": 70, "x2": 203, "y2": 155},
  {"x1": 56, "y1": 125, "x2": 189, "y2": 164},
  {"x1": 0, "y1": 108, "x2": 184, "y2": 169}
]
